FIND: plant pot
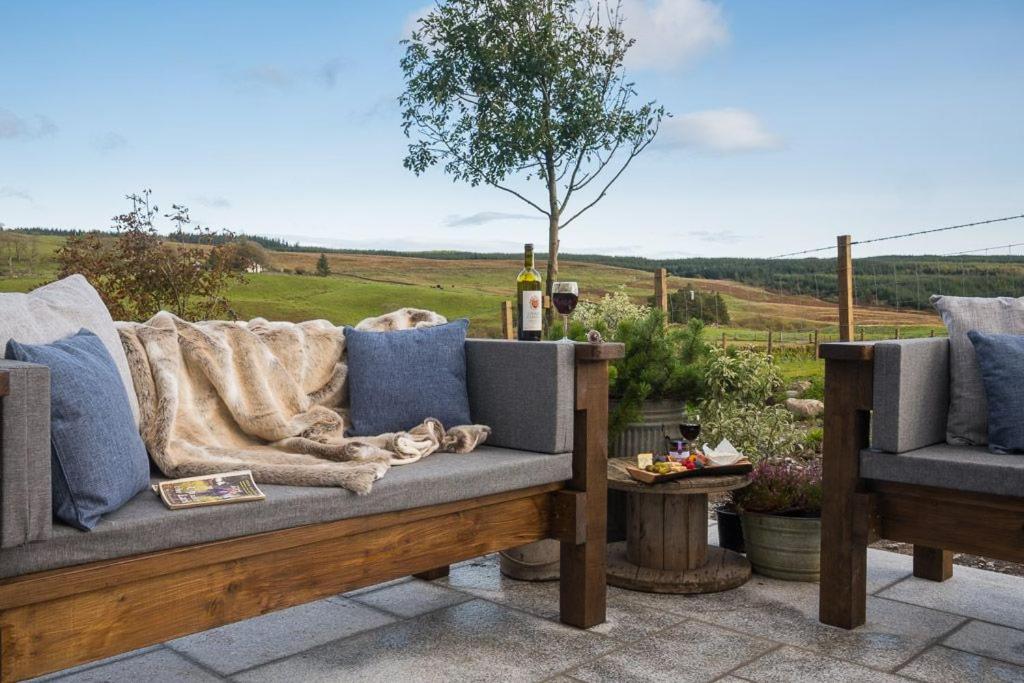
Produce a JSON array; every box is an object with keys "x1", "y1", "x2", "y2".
[
  {"x1": 608, "y1": 399, "x2": 685, "y2": 458},
  {"x1": 498, "y1": 540, "x2": 559, "y2": 581},
  {"x1": 715, "y1": 505, "x2": 745, "y2": 553},
  {"x1": 740, "y1": 511, "x2": 820, "y2": 581}
]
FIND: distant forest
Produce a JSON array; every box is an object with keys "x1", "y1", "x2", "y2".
[{"x1": 11, "y1": 227, "x2": 1024, "y2": 309}]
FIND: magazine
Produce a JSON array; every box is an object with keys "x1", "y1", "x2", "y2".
[{"x1": 153, "y1": 470, "x2": 266, "y2": 510}]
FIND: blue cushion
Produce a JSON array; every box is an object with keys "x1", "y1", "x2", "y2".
[
  {"x1": 5, "y1": 329, "x2": 151, "y2": 530},
  {"x1": 967, "y1": 331, "x2": 1024, "y2": 454},
  {"x1": 344, "y1": 320, "x2": 472, "y2": 436}
]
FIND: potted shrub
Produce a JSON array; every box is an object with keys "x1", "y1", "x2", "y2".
[
  {"x1": 733, "y1": 461, "x2": 822, "y2": 581},
  {"x1": 697, "y1": 347, "x2": 806, "y2": 554},
  {"x1": 608, "y1": 313, "x2": 708, "y2": 457}
]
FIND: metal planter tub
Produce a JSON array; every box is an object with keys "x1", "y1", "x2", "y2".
[
  {"x1": 740, "y1": 511, "x2": 821, "y2": 582},
  {"x1": 608, "y1": 399, "x2": 684, "y2": 458}
]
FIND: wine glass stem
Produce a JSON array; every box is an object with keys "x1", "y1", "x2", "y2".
[{"x1": 562, "y1": 314, "x2": 570, "y2": 340}]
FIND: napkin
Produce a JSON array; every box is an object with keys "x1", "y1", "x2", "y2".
[{"x1": 702, "y1": 438, "x2": 746, "y2": 466}]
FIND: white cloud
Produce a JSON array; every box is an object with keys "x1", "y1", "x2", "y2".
[
  {"x1": 402, "y1": 5, "x2": 433, "y2": 38},
  {"x1": 0, "y1": 108, "x2": 57, "y2": 140},
  {"x1": 621, "y1": 0, "x2": 728, "y2": 71},
  {"x1": 659, "y1": 108, "x2": 780, "y2": 152},
  {"x1": 443, "y1": 211, "x2": 539, "y2": 227},
  {"x1": 0, "y1": 186, "x2": 33, "y2": 202},
  {"x1": 94, "y1": 131, "x2": 129, "y2": 152},
  {"x1": 194, "y1": 195, "x2": 231, "y2": 209}
]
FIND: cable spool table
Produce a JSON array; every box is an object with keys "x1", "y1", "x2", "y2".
[{"x1": 607, "y1": 457, "x2": 751, "y2": 594}]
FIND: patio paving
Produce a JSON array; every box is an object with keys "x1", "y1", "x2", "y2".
[{"x1": 35, "y1": 524, "x2": 1024, "y2": 683}]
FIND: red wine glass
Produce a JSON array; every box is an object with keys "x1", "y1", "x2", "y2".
[{"x1": 551, "y1": 281, "x2": 579, "y2": 342}]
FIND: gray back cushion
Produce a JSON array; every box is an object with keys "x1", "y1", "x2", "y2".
[
  {"x1": 0, "y1": 274, "x2": 139, "y2": 425},
  {"x1": 931, "y1": 295, "x2": 1024, "y2": 445}
]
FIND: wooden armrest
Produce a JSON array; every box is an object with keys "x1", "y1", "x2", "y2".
[
  {"x1": 819, "y1": 342, "x2": 874, "y2": 361},
  {"x1": 575, "y1": 342, "x2": 625, "y2": 361},
  {"x1": 0, "y1": 370, "x2": 8, "y2": 398}
]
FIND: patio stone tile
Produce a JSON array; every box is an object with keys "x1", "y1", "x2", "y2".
[
  {"x1": 734, "y1": 645, "x2": 909, "y2": 683},
  {"x1": 342, "y1": 576, "x2": 412, "y2": 597},
  {"x1": 612, "y1": 576, "x2": 963, "y2": 670},
  {"x1": 166, "y1": 597, "x2": 394, "y2": 675},
  {"x1": 348, "y1": 577, "x2": 473, "y2": 617},
  {"x1": 867, "y1": 548, "x2": 914, "y2": 594},
  {"x1": 37, "y1": 647, "x2": 220, "y2": 682},
  {"x1": 943, "y1": 620, "x2": 1024, "y2": 668},
  {"x1": 568, "y1": 619, "x2": 775, "y2": 683},
  {"x1": 878, "y1": 566, "x2": 1024, "y2": 631},
  {"x1": 30, "y1": 646, "x2": 163, "y2": 682},
  {"x1": 441, "y1": 554, "x2": 687, "y2": 640},
  {"x1": 235, "y1": 599, "x2": 618, "y2": 682},
  {"x1": 897, "y1": 644, "x2": 1024, "y2": 682}
]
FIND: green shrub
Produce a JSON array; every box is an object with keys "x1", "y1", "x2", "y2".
[
  {"x1": 608, "y1": 312, "x2": 709, "y2": 436},
  {"x1": 698, "y1": 347, "x2": 805, "y2": 460}
]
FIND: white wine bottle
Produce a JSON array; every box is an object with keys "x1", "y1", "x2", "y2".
[{"x1": 516, "y1": 243, "x2": 543, "y2": 341}]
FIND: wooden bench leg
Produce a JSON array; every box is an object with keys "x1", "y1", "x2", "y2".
[
  {"x1": 560, "y1": 346, "x2": 615, "y2": 629},
  {"x1": 413, "y1": 565, "x2": 450, "y2": 581},
  {"x1": 819, "y1": 356, "x2": 872, "y2": 630},
  {"x1": 913, "y1": 546, "x2": 953, "y2": 582}
]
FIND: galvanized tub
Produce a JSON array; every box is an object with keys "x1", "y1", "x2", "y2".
[
  {"x1": 499, "y1": 539, "x2": 560, "y2": 581},
  {"x1": 608, "y1": 399, "x2": 685, "y2": 457},
  {"x1": 740, "y1": 511, "x2": 821, "y2": 581}
]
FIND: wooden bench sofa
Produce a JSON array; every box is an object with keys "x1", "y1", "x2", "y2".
[
  {"x1": 0, "y1": 340, "x2": 622, "y2": 681},
  {"x1": 819, "y1": 338, "x2": 1024, "y2": 629}
]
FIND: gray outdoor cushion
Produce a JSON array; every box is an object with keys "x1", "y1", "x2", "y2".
[
  {"x1": 0, "y1": 446, "x2": 572, "y2": 579},
  {"x1": 931, "y1": 295, "x2": 1024, "y2": 446},
  {"x1": 860, "y1": 444, "x2": 1024, "y2": 497},
  {"x1": 466, "y1": 340, "x2": 574, "y2": 454},
  {"x1": 871, "y1": 337, "x2": 949, "y2": 453},
  {"x1": 0, "y1": 274, "x2": 140, "y2": 425},
  {"x1": 0, "y1": 360, "x2": 51, "y2": 548}
]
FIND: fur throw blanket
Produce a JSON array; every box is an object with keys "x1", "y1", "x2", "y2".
[{"x1": 116, "y1": 309, "x2": 490, "y2": 494}]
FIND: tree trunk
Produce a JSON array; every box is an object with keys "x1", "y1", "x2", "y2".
[{"x1": 545, "y1": 212, "x2": 559, "y2": 329}]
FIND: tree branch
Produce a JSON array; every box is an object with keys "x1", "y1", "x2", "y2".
[{"x1": 559, "y1": 133, "x2": 655, "y2": 230}]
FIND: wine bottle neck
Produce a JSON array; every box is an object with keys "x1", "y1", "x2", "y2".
[{"x1": 524, "y1": 250, "x2": 534, "y2": 269}]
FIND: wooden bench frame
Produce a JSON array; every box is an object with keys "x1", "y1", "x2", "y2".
[
  {"x1": 0, "y1": 343, "x2": 623, "y2": 681},
  {"x1": 819, "y1": 342, "x2": 1024, "y2": 629}
]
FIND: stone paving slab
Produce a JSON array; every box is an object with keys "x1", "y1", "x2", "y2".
[
  {"x1": 942, "y1": 620, "x2": 1024, "y2": 668},
  {"x1": 234, "y1": 598, "x2": 619, "y2": 682},
  {"x1": 733, "y1": 645, "x2": 911, "y2": 682},
  {"x1": 33, "y1": 647, "x2": 219, "y2": 683},
  {"x1": 879, "y1": 564, "x2": 1024, "y2": 631},
  {"x1": 897, "y1": 644, "x2": 1024, "y2": 682},
  {"x1": 165, "y1": 596, "x2": 394, "y2": 675},
  {"x1": 567, "y1": 619, "x2": 775, "y2": 683},
  {"x1": 345, "y1": 577, "x2": 473, "y2": 618}
]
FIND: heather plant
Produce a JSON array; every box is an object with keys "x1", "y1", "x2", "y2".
[
  {"x1": 698, "y1": 347, "x2": 805, "y2": 459},
  {"x1": 733, "y1": 461, "x2": 822, "y2": 517}
]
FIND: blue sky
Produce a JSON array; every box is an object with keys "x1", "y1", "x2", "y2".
[{"x1": 1, "y1": 1, "x2": 1022, "y2": 258}]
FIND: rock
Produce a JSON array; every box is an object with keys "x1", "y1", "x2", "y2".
[
  {"x1": 785, "y1": 398, "x2": 824, "y2": 419},
  {"x1": 785, "y1": 390, "x2": 800, "y2": 399},
  {"x1": 789, "y1": 380, "x2": 812, "y2": 395}
]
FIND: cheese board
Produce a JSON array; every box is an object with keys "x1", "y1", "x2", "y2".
[{"x1": 625, "y1": 460, "x2": 753, "y2": 484}]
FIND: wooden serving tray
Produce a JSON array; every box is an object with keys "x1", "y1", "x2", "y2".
[{"x1": 625, "y1": 460, "x2": 753, "y2": 484}]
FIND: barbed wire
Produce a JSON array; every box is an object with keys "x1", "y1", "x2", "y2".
[
  {"x1": 944, "y1": 241, "x2": 1024, "y2": 256},
  {"x1": 769, "y1": 214, "x2": 1024, "y2": 259}
]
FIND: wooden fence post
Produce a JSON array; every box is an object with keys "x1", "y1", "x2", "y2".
[
  {"x1": 837, "y1": 235, "x2": 854, "y2": 342},
  {"x1": 654, "y1": 268, "x2": 668, "y2": 318},
  {"x1": 721, "y1": 332, "x2": 727, "y2": 349},
  {"x1": 813, "y1": 330, "x2": 820, "y2": 356},
  {"x1": 895, "y1": 327, "x2": 901, "y2": 340},
  {"x1": 766, "y1": 329, "x2": 773, "y2": 355},
  {"x1": 501, "y1": 301, "x2": 514, "y2": 340},
  {"x1": 859, "y1": 328, "x2": 865, "y2": 342}
]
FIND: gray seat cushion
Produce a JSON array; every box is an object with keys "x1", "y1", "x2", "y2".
[
  {"x1": 861, "y1": 444, "x2": 1024, "y2": 497},
  {"x1": 0, "y1": 446, "x2": 571, "y2": 579}
]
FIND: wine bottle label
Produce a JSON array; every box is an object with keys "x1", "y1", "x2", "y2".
[{"x1": 521, "y1": 291, "x2": 543, "y2": 331}]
